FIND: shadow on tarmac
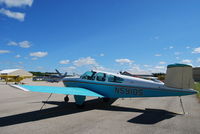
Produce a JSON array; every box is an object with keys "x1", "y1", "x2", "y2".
[{"x1": 0, "y1": 98, "x2": 179, "y2": 127}]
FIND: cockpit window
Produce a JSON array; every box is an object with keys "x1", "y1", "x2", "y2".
[
  {"x1": 108, "y1": 75, "x2": 124, "y2": 83},
  {"x1": 80, "y1": 71, "x2": 96, "y2": 80},
  {"x1": 96, "y1": 73, "x2": 106, "y2": 82}
]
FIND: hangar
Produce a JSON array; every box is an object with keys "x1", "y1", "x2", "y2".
[
  {"x1": 193, "y1": 67, "x2": 200, "y2": 82},
  {"x1": 0, "y1": 69, "x2": 33, "y2": 84},
  {"x1": 0, "y1": 69, "x2": 32, "y2": 76}
]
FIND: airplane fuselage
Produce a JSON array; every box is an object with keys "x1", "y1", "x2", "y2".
[{"x1": 63, "y1": 70, "x2": 197, "y2": 98}]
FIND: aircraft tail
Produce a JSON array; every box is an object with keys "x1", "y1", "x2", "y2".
[
  {"x1": 55, "y1": 69, "x2": 62, "y2": 77},
  {"x1": 63, "y1": 72, "x2": 68, "y2": 77},
  {"x1": 164, "y1": 64, "x2": 194, "y2": 89},
  {"x1": 55, "y1": 69, "x2": 68, "y2": 77}
]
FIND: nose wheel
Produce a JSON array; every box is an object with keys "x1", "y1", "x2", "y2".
[{"x1": 64, "y1": 95, "x2": 69, "y2": 103}]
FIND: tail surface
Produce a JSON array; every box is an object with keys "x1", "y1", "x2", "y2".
[{"x1": 55, "y1": 69, "x2": 62, "y2": 77}]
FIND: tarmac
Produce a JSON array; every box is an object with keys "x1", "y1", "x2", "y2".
[{"x1": 0, "y1": 81, "x2": 200, "y2": 134}]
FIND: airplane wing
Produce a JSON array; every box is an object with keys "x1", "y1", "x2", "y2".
[
  {"x1": 11, "y1": 85, "x2": 104, "y2": 97},
  {"x1": 0, "y1": 75, "x2": 17, "y2": 78},
  {"x1": 21, "y1": 76, "x2": 33, "y2": 78},
  {"x1": 0, "y1": 75, "x2": 32, "y2": 78}
]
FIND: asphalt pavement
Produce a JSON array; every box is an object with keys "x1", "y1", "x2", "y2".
[{"x1": 0, "y1": 81, "x2": 200, "y2": 134}]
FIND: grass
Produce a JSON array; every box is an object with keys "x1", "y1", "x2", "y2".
[{"x1": 194, "y1": 82, "x2": 200, "y2": 99}]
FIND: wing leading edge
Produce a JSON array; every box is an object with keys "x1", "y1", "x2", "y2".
[{"x1": 11, "y1": 85, "x2": 104, "y2": 97}]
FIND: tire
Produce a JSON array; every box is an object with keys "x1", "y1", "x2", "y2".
[
  {"x1": 64, "y1": 96, "x2": 69, "y2": 102},
  {"x1": 103, "y1": 98, "x2": 110, "y2": 102},
  {"x1": 76, "y1": 103, "x2": 85, "y2": 109}
]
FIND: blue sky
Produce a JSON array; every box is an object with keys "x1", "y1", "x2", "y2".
[{"x1": 0, "y1": 0, "x2": 200, "y2": 74}]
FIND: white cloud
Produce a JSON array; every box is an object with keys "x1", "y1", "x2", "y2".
[
  {"x1": 155, "y1": 66, "x2": 165, "y2": 69},
  {"x1": 155, "y1": 54, "x2": 161, "y2": 57},
  {"x1": 169, "y1": 46, "x2": 174, "y2": 49},
  {"x1": 30, "y1": 51, "x2": 48, "y2": 58},
  {"x1": 197, "y1": 58, "x2": 200, "y2": 63},
  {"x1": 192, "y1": 47, "x2": 200, "y2": 54},
  {"x1": 0, "y1": 8, "x2": 25, "y2": 21},
  {"x1": 100, "y1": 53, "x2": 105, "y2": 57},
  {"x1": 181, "y1": 59, "x2": 192, "y2": 64},
  {"x1": 159, "y1": 61, "x2": 166, "y2": 65},
  {"x1": 0, "y1": 50, "x2": 10, "y2": 54},
  {"x1": 36, "y1": 66, "x2": 43, "y2": 70},
  {"x1": 31, "y1": 57, "x2": 38, "y2": 60},
  {"x1": 154, "y1": 36, "x2": 159, "y2": 40},
  {"x1": 15, "y1": 65, "x2": 24, "y2": 69},
  {"x1": 61, "y1": 66, "x2": 76, "y2": 72},
  {"x1": 59, "y1": 60, "x2": 70, "y2": 65},
  {"x1": 174, "y1": 52, "x2": 181, "y2": 55},
  {"x1": 151, "y1": 66, "x2": 166, "y2": 73},
  {"x1": 15, "y1": 54, "x2": 21, "y2": 58},
  {"x1": 127, "y1": 65, "x2": 150, "y2": 74},
  {"x1": 73, "y1": 57, "x2": 97, "y2": 67},
  {"x1": 0, "y1": 0, "x2": 33, "y2": 7},
  {"x1": 7, "y1": 41, "x2": 18, "y2": 46},
  {"x1": 143, "y1": 64, "x2": 151, "y2": 68},
  {"x1": 115, "y1": 58, "x2": 134, "y2": 65},
  {"x1": 18, "y1": 41, "x2": 31, "y2": 48},
  {"x1": 186, "y1": 46, "x2": 190, "y2": 49},
  {"x1": 7, "y1": 40, "x2": 31, "y2": 48}
]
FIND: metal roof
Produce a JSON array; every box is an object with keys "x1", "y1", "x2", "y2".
[
  {"x1": 0, "y1": 69, "x2": 20, "y2": 74},
  {"x1": 167, "y1": 63, "x2": 192, "y2": 68}
]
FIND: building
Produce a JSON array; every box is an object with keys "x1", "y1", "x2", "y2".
[
  {"x1": 0, "y1": 69, "x2": 32, "y2": 76},
  {"x1": 193, "y1": 67, "x2": 200, "y2": 82}
]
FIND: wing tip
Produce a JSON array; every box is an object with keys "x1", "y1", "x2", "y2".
[{"x1": 10, "y1": 84, "x2": 29, "y2": 91}]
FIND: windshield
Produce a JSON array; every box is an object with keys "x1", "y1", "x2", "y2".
[{"x1": 80, "y1": 71, "x2": 96, "y2": 80}]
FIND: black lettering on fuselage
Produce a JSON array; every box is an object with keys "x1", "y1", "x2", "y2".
[{"x1": 115, "y1": 87, "x2": 143, "y2": 96}]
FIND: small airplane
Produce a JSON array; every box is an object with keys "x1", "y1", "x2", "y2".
[
  {"x1": 12, "y1": 64, "x2": 198, "y2": 108},
  {"x1": 0, "y1": 75, "x2": 32, "y2": 84},
  {"x1": 46, "y1": 69, "x2": 68, "y2": 83}
]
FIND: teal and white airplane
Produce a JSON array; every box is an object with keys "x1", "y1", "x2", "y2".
[{"x1": 13, "y1": 64, "x2": 198, "y2": 107}]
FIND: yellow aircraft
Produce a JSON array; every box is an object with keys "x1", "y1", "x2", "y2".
[
  {"x1": 0, "y1": 75, "x2": 33, "y2": 84},
  {"x1": 0, "y1": 69, "x2": 33, "y2": 84}
]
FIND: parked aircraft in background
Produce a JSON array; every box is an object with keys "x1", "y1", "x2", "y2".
[
  {"x1": 0, "y1": 69, "x2": 33, "y2": 84},
  {"x1": 13, "y1": 64, "x2": 198, "y2": 108},
  {"x1": 46, "y1": 69, "x2": 68, "y2": 83},
  {"x1": 0, "y1": 75, "x2": 32, "y2": 84}
]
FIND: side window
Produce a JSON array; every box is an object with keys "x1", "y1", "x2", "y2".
[
  {"x1": 115, "y1": 76, "x2": 124, "y2": 83},
  {"x1": 108, "y1": 75, "x2": 124, "y2": 83},
  {"x1": 96, "y1": 73, "x2": 106, "y2": 82},
  {"x1": 108, "y1": 75, "x2": 115, "y2": 82}
]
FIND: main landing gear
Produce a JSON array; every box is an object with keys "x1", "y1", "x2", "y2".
[
  {"x1": 64, "y1": 96, "x2": 111, "y2": 108},
  {"x1": 103, "y1": 97, "x2": 110, "y2": 102},
  {"x1": 64, "y1": 95, "x2": 69, "y2": 103},
  {"x1": 64, "y1": 95, "x2": 86, "y2": 108}
]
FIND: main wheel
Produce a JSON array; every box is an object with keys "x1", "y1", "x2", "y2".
[
  {"x1": 103, "y1": 98, "x2": 110, "y2": 102},
  {"x1": 64, "y1": 96, "x2": 69, "y2": 103},
  {"x1": 76, "y1": 103, "x2": 85, "y2": 109}
]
